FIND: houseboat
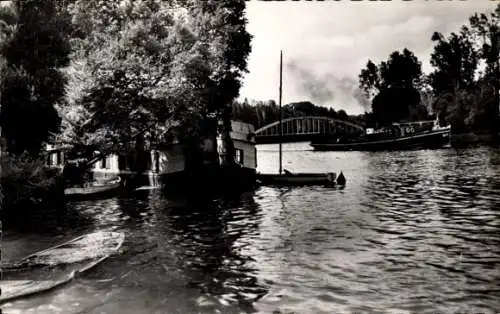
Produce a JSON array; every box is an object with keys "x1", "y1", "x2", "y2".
[
  {"x1": 46, "y1": 120, "x2": 258, "y2": 195},
  {"x1": 310, "y1": 118, "x2": 451, "y2": 151},
  {"x1": 157, "y1": 120, "x2": 257, "y2": 194}
]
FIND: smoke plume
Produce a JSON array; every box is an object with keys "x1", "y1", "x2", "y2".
[{"x1": 286, "y1": 60, "x2": 370, "y2": 113}]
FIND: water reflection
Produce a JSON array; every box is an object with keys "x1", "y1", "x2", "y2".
[
  {"x1": 3, "y1": 146, "x2": 500, "y2": 313},
  {"x1": 360, "y1": 147, "x2": 500, "y2": 313},
  {"x1": 153, "y1": 191, "x2": 268, "y2": 310}
]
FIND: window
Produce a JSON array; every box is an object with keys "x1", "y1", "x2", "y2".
[
  {"x1": 118, "y1": 155, "x2": 127, "y2": 170},
  {"x1": 153, "y1": 151, "x2": 160, "y2": 172},
  {"x1": 235, "y1": 149, "x2": 244, "y2": 165},
  {"x1": 101, "y1": 157, "x2": 110, "y2": 169},
  {"x1": 254, "y1": 148, "x2": 257, "y2": 168},
  {"x1": 56, "y1": 152, "x2": 63, "y2": 165}
]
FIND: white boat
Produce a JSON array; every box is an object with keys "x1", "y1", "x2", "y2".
[
  {"x1": 0, "y1": 231, "x2": 125, "y2": 304},
  {"x1": 64, "y1": 176, "x2": 123, "y2": 200}
]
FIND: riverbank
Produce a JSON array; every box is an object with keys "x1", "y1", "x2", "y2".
[{"x1": 451, "y1": 132, "x2": 500, "y2": 146}]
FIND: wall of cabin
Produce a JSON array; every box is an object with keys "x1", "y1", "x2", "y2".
[
  {"x1": 230, "y1": 121, "x2": 256, "y2": 169},
  {"x1": 46, "y1": 150, "x2": 65, "y2": 168},
  {"x1": 233, "y1": 140, "x2": 257, "y2": 169},
  {"x1": 91, "y1": 154, "x2": 121, "y2": 180},
  {"x1": 151, "y1": 146, "x2": 185, "y2": 174}
]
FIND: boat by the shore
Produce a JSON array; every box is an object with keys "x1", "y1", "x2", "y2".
[
  {"x1": 257, "y1": 170, "x2": 345, "y2": 187},
  {"x1": 64, "y1": 176, "x2": 123, "y2": 200},
  {"x1": 0, "y1": 231, "x2": 125, "y2": 304},
  {"x1": 257, "y1": 51, "x2": 347, "y2": 187},
  {"x1": 310, "y1": 119, "x2": 451, "y2": 151}
]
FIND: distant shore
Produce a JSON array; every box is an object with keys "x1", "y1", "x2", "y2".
[{"x1": 451, "y1": 132, "x2": 500, "y2": 145}]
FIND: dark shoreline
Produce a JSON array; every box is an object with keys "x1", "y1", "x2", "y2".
[{"x1": 451, "y1": 132, "x2": 500, "y2": 145}]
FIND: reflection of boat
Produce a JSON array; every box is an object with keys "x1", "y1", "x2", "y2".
[
  {"x1": 257, "y1": 51, "x2": 346, "y2": 187},
  {"x1": 257, "y1": 170, "x2": 341, "y2": 186},
  {"x1": 0, "y1": 231, "x2": 125, "y2": 304},
  {"x1": 64, "y1": 176, "x2": 122, "y2": 200},
  {"x1": 311, "y1": 119, "x2": 451, "y2": 151}
]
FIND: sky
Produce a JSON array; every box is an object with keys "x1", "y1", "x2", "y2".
[{"x1": 239, "y1": 0, "x2": 497, "y2": 115}]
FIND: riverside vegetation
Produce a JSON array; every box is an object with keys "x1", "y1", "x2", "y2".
[
  {"x1": 0, "y1": 0, "x2": 251, "y2": 227},
  {"x1": 1, "y1": 2, "x2": 499, "y2": 226}
]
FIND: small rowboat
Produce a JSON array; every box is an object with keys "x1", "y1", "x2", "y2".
[
  {"x1": 257, "y1": 171, "x2": 345, "y2": 187},
  {"x1": 64, "y1": 177, "x2": 122, "y2": 200},
  {"x1": 0, "y1": 231, "x2": 125, "y2": 304}
]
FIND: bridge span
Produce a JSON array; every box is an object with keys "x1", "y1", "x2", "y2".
[{"x1": 254, "y1": 116, "x2": 365, "y2": 144}]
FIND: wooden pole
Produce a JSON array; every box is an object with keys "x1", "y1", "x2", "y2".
[{"x1": 279, "y1": 50, "x2": 283, "y2": 175}]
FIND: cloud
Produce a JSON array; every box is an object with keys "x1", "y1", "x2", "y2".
[{"x1": 239, "y1": 1, "x2": 497, "y2": 115}]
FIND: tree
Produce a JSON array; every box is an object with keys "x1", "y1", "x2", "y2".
[
  {"x1": 380, "y1": 49, "x2": 423, "y2": 89},
  {"x1": 0, "y1": 0, "x2": 71, "y2": 157},
  {"x1": 359, "y1": 60, "x2": 380, "y2": 99},
  {"x1": 59, "y1": 0, "x2": 188, "y2": 170},
  {"x1": 337, "y1": 110, "x2": 348, "y2": 121},
  {"x1": 358, "y1": 49, "x2": 426, "y2": 126},
  {"x1": 428, "y1": 28, "x2": 479, "y2": 127},
  {"x1": 429, "y1": 30, "x2": 478, "y2": 94},
  {"x1": 59, "y1": 0, "x2": 252, "y2": 174},
  {"x1": 181, "y1": 0, "x2": 252, "y2": 167},
  {"x1": 468, "y1": 4, "x2": 500, "y2": 131}
]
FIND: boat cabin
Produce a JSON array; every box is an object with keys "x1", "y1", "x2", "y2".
[
  {"x1": 45, "y1": 120, "x2": 257, "y2": 184},
  {"x1": 218, "y1": 120, "x2": 257, "y2": 170}
]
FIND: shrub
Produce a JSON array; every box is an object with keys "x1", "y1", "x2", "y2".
[{"x1": 0, "y1": 153, "x2": 65, "y2": 222}]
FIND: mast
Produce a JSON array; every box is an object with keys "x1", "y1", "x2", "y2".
[{"x1": 278, "y1": 50, "x2": 283, "y2": 175}]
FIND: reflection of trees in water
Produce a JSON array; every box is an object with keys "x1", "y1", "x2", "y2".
[
  {"x1": 154, "y1": 191, "x2": 267, "y2": 310},
  {"x1": 362, "y1": 147, "x2": 500, "y2": 242},
  {"x1": 4, "y1": 201, "x2": 95, "y2": 233},
  {"x1": 116, "y1": 193, "x2": 151, "y2": 221}
]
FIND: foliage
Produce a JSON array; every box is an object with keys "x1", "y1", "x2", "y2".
[
  {"x1": 0, "y1": 0, "x2": 71, "y2": 157},
  {"x1": 0, "y1": 153, "x2": 64, "y2": 216},
  {"x1": 57, "y1": 0, "x2": 178, "y2": 165},
  {"x1": 428, "y1": 4, "x2": 500, "y2": 133},
  {"x1": 358, "y1": 60, "x2": 380, "y2": 99},
  {"x1": 429, "y1": 29, "x2": 478, "y2": 95},
  {"x1": 469, "y1": 5, "x2": 500, "y2": 80},
  {"x1": 358, "y1": 49, "x2": 428, "y2": 126},
  {"x1": 57, "y1": 0, "x2": 252, "y2": 170},
  {"x1": 468, "y1": 5, "x2": 500, "y2": 131},
  {"x1": 182, "y1": 0, "x2": 252, "y2": 166}
]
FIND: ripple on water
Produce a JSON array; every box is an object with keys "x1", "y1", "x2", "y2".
[{"x1": 3, "y1": 146, "x2": 500, "y2": 313}]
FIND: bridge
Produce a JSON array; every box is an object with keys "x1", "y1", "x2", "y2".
[{"x1": 255, "y1": 116, "x2": 365, "y2": 144}]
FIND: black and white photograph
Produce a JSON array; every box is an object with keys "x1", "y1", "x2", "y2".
[{"x1": 0, "y1": 0, "x2": 499, "y2": 313}]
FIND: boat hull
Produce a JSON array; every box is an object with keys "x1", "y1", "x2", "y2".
[
  {"x1": 64, "y1": 177, "x2": 123, "y2": 201},
  {"x1": 0, "y1": 231, "x2": 125, "y2": 304},
  {"x1": 257, "y1": 173, "x2": 337, "y2": 186},
  {"x1": 310, "y1": 129, "x2": 451, "y2": 151},
  {"x1": 160, "y1": 165, "x2": 258, "y2": 197}
]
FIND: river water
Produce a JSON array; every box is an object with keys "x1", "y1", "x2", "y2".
[{"x1": 2, "y1": 143, "x2": 500, "y2": 313}]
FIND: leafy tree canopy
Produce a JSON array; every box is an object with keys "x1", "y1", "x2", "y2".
[{"x1": 0, "y1": 0, "x2": 71, "y2": 157}]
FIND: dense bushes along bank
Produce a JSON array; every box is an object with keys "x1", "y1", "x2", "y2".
[{"x1": 0, "y1": 154, "x2": 67, "y2": 227}]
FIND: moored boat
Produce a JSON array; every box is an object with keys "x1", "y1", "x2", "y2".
[
  {"x1": 0, "y1": 231, "x2": 125, "y2": 304},
  {"x1": 310, "y1": 119, "x2": 451, "y2": 151},
  {"x1": 257, "y1": 170, "x2": 345, "y2": 187},
  {"x1": 64, "y1": 176, "x2": 123, "y2": 200},
  {"x1": 257, "y1": 51, "x2": 347, "y2": 187}
]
